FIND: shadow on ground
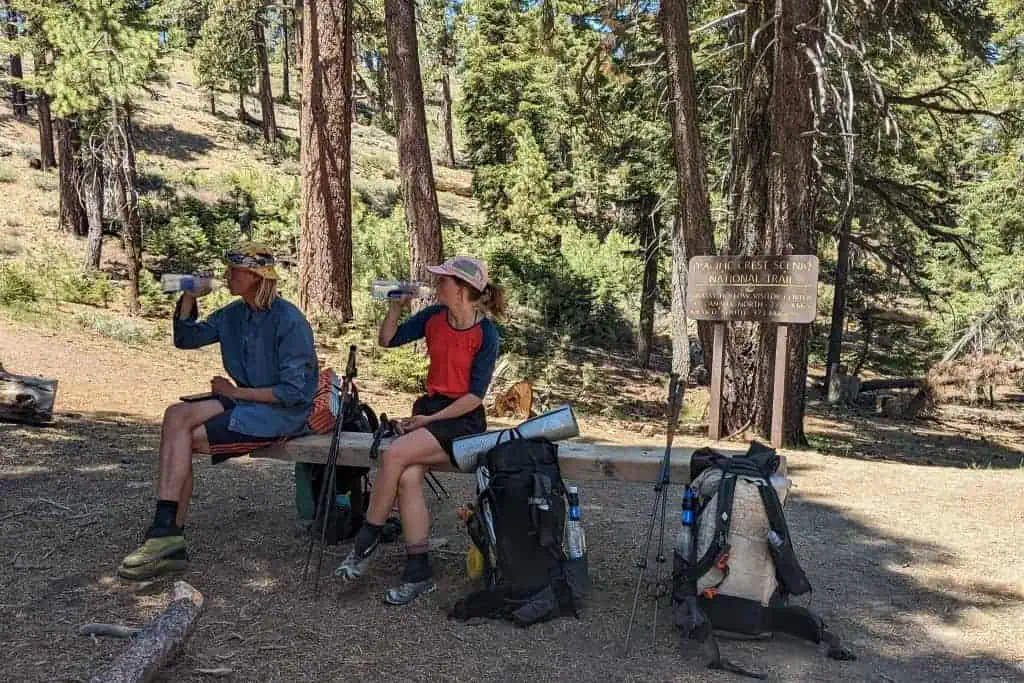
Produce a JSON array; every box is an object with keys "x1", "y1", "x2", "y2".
[
  {"x1": 1, "y1": 412, "x2": 1022, "y2": 681},
  {"x1": 134, "y1": 123, "x2": 215, "y2": 161}
]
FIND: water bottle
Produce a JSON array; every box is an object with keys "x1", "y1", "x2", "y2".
[
  {"x1": 161, "y1": 273, "x2": 219, "y2": 294},
  {"x1": 335, "y1": 493, "x2": 351, "y2": 510},
  {"x1": 565, "y1": 486, "x2": 586, "y2": 560},
  {"x1": 677, "y1": 486, "x2": 698, "y2": 561},
  {"x1": 370, "y1": 280, "x2": 433, "y2": 301}
]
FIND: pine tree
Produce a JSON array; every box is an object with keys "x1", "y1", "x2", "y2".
[{"x1": 194, "y1": 0, "x2": 256, "y2": 123}]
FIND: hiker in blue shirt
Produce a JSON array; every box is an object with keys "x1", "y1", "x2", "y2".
[{"x1": 118, "y1": 244, "x2": 318, "y2": 580}]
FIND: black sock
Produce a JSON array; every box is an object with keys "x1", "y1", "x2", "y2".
[
  {"x1": 402, "y1": 549, "x2": 432, "y2": 583},
  {"x1": 402, "y1": 542, "x2": 432, "y2": 582},
  {"x1": 149, "y1": 500, "x2": 181, "y2": 537},
  {"x1": 353, "y1": 521, "x2": 383, "y2": 556}
]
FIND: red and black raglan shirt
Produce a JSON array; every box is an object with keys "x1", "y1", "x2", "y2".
[{"x1": 387, "y1": 305, "x2": 500, "y2": 400}]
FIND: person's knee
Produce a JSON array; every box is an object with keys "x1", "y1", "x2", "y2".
[
  {"x1": 162, "y1": 402, "x2": 190, "y2": 428},
  {"x1": 190, "y1": 426, "x2": 209, "y2": 454},
  {"x1": 398, "y1": 466, "x2": 425, "y2": 495}
]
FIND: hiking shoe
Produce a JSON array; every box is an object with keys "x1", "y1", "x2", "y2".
[
  {"x1": 117, "y1": 548, "x2": 189, "y2": 580},
  {"x1": 384, "y1": 579, "x2": 436, "y2": 605},
  {"x1": 119, "y1": 535, "x2": 186, "y2": 568},
  {"x1": 334, "y1": 541, "x2": 379, "y2": 581}
]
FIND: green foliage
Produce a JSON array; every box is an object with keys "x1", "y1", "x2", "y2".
[
  {"x1": 230, "y1": 168, "x2": 300, "y2": 251},
  {"x1": 75, "y1": 310, "x2": 153, "y2": 345},
  {"x1": 138, "y1": 268, "x2": 176, "y2": 317},
  {"x1": 0, "y1": 261, "x2": 42, "y2": 305},
  {"x1": 373, "y1": 345, "x2": 429, "y2": 393},
  {"x1": 57, "y1": 270, "x2": 115, "y2": 307},
  {"x1": 193, "y1": 0, "x2": 256, "y2": 98},
  {"x1": 0, "y1": 166, "x2": 17, "y2": 184}
]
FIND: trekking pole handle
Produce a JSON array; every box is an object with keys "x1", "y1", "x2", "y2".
[{"x1": 344, "y1": 344, "x2": 358, "y2": 380}]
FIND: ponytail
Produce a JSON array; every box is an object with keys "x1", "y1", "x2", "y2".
[{"x1": 465, "y1": 281, "x2": 507, "y2": 319}]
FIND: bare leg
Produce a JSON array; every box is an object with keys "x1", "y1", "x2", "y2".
[
  {"x1": 366, "y1": 429, "x2": 447, "y2": 526},
  {"x1": 156, "y1": 401, "x2": 223, "y2": 521},
  {"x1": 397, "y1": 465, "x2": 430, "y2": 545},
  {"x1": 177, "y1": 425, "x2": 209, "y2": 526}
]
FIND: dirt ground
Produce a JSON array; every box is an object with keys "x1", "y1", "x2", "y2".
[{"x1": 2, "y1": 318, "x2": 1024, "y2": 683}]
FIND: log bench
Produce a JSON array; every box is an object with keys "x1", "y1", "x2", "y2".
[{"x1": 233, "y1": 432, "x2": 769, "y2": 484}]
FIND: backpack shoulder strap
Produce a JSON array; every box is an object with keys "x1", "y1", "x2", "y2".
[
  {"x1": 688, "y1": 470, "x2": 737, "y2": 579},
  {"x1": 756, "y1": 479, "x2": 812, "y2": 596}
]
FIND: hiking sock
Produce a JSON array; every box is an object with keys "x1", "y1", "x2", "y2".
[
  {"x1": 401, "y1": 543, "x2": 432, "y2": 583},
  {"x1": 149, "y1": 500, "x2": 182, "y2": 538},
  {"x1": 353, "y1": 520, "x2": 384, "y2": 557}
]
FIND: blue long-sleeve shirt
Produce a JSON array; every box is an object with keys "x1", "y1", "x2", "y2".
[{"x1": 173, "y1": 296, "x2": 317, "y2": 438}]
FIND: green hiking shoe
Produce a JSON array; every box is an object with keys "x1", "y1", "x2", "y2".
[
  {"x1": 119, "y1": 535, "x2": 186, "y2": 568},
  {"x1": 117, "y1": 548, "x2": 189, "y2": 580}
]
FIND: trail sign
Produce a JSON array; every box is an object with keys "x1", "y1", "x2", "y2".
[
  {"x1": 686, "y1": 255, "x2": 820, "y2": 448},
  {"x1": 686, "y1": 255, "x2": 819, "y2": 324}
]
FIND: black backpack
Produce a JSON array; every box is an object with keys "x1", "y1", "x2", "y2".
[
  {"x1": 449, "y1": 434, "x2": 579, "y2": 627},
  {"x1": 672, "y1": 443, "x2": 854, "y2": 678},
  {"x1": 295, "y1": 394, "x2": 379, "y2": 544}
]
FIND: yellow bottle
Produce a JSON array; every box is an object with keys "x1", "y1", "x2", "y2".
[{"x1": 466, "y1": 545, "x2": 484, "y2": 579}]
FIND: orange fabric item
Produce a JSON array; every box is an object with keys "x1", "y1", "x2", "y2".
[{"x1": 306, "y1": 367, "x2": 338, "y2": 434}]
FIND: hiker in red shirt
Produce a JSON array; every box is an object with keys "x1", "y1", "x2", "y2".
[{"x1": 336, "y1": 256, "x2": 505, "y2": 604}]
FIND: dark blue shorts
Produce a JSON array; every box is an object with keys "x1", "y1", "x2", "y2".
[{"x1": 203, "y1": 396, "x2": 282, "y2": 463}]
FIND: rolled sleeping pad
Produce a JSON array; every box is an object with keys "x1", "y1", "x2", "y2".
[{"x1": 451, "y1": 404, "x2": 580, "y2": 472}]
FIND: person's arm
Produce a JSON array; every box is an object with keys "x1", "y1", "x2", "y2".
[
  {"x1": 214, "y1": 313, "x2": 315, "y2": 405},
  {"x1": 173, "y1": 294, "x2": 222, "y2": 349},
  {"x1": 380, "y1": 304, "x2": 440, "y2": 348}
]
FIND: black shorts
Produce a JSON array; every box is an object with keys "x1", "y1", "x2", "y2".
[
  {"x1": 413, "y1": 394, "x2": 487, "y2": 467},
  {"x1": 203, "y1": 396, "x2": 282, "y2": 463}
]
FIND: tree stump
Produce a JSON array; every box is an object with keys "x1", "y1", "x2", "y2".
[
  {"x1": 0, "y1": 367, "x2": 58, "y2": 424},
  {"x1": 88, "y1": 581, "x2": 205, "y2": 683}
]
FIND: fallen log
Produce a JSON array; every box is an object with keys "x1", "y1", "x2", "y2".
[
  {"x1": 0, "y1": 368, "x2": 58, "y2": 424},
  {"x1": 88, "y1": 581, "x2": 204, "y2": 683},
  {"x1": 857, "y1": 377, "x2": 924, "y2": 393},
  {"x1": 236, "y1": 433, "x2": 761, "y2": 483}
]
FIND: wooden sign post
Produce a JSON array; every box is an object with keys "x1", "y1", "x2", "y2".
[{"x1": 686, "y1": 256, "x2": 819, "y2": 448}]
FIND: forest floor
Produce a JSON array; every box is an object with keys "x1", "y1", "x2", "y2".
[{"x1": 2, "y1": 55, "x2": 1024, "y2": 683}]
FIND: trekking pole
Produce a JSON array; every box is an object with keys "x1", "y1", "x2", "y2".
[
  {"x1": 624, "y1": 373, "x2": 684, "y2": 655},
  {"x1": 303, "y1": 345, "x2": 358, "y2": 592}
]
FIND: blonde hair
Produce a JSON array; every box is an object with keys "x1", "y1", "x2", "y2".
[{"x1": 253, "y1": 276, "x2": 278, "y2": 311}]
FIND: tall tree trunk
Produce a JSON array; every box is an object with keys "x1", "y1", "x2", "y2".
[
  {"x1": 56, "y1": 118, "x2": 88, "y2": 236},
  {"x1": 440, "y1": 71, "x2": 456, "y2": 167},
  {"x1": 36, "y1": 93, "x2": 56, "y2": 171},
  {"x1": 294, "y1": 0, "x2": 303, "y2": 123},
  {"x1": 637, "y1": 196, "x2": 660, "y2": 370},
  {"x1": 4, "y1": 3, "x2": 28, "y2": 120},
  {"x1": 384, "y1": 0, "x2": 443, "y2": 283},
  {"x1": 281, "y1": 7, "x2": 291, "y2": 102},
  {"x1": 83, "y1": 150, "x2": 104, "y2": 270},
  {"x1": 209, "y1": 90, "x2": 216, "y2": 115},
  {"x1": 298, "y1": 0, "x2": 353, "y2": 319},
  {"x1": 660, "y1": 0, "x2": 715, "y2": 375},
  {"x1": 669, "y1": 210, "x2": 690, "y2": 380},
  {"x1": 825, "y1": 212, "x2": 852, "y2": 392},
  {"x1": 763, "y1": 0, "x2": 821, "y2": 446},
  {"x1": 237, "y1": 85, "x2": 248, "y2": 122},
  {"x1": 722, "y1": 0, "x2": 774, "y2": 435},
  {"x1": 252, "y1": 15, "x2": 278, "y2": 142},
  {"x1": 112, "y1": 105, "x2": 143, "y2": 314},
  {"x1": 373, "y1": 53, "x2": 391, "y2": 130}
]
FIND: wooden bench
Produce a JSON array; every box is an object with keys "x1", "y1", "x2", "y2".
[{"x1": 239, "y1": 432, "x2": 763, "y2": 484}]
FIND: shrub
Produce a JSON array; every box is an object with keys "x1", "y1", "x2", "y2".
[
  {"x1": 373, "y1": 345, "x2": 428, "y2": 394},
  {"x1": 0, "y1": 261, "x2": 41, "y2": 305},
  {"x1": 75, "y1": 311, "x2": 153, "y2": 345},
  {"x1": 57, "y1": 269, "x2": 115, "y2": 307}
]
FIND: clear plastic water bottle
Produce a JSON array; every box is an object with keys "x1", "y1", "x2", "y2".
[
  {"x1": 565, "y1": 486, "x2": 586, "y2": 560},
  {"x1": 677, "y1": 486, "x2": 698, "y2": 561},
  {"x1": 335, "y1": 493, "x2": 351, "y2": 511},
  {"x1": 370, "y1": 280, "x2": 433, "y2": 301},
  {"x1": 161, "y1": 273, "x2": 219, "y2": 294}
]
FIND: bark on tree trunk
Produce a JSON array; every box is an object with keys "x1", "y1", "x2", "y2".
[
  {"x1": 56, "y1": 117, "x2": 88, "y2": 236},
  {"x1": 825, "y1": 211, "x2": 852, "y2": 390},
  {"x1": 83, "y1": 151, "x2": 105, "y2": 270},
  {"x1": 237, "y1": 85, "x2": 248, "y2": 123},
  {"x1": 5, "y1": 3, "x2": 28, "y2": 120},
  {"x1": 763, "y1": 0, "x2": 821, "y2": 446},
  {"x1": 384, "y1": 0, "x2": 443, "y2": 284},
  {"x1": 295, "y1": 0, "x2": 303, "y2": 122},
  {"x1": 282, "y1": 7, "x2": 291, "y2": 102},
  {"x1": 637, "y1": 196, "x2": 659, "y2": 370},
  {"x1": 252, "y1": 14, "x2": 278, "y2": 142},
  {"x1": 440, "y1": 71, "x2": 456, "y2": 167},
  {"x1": 37, "y1": 91, "x2": 56, "y2": 171},
  {"x1": 660, "y1": 0, "x2": 716, "y2": 365},
  {"x1": 374, "y1": 54, "x2": 390, "y2": 130},
  {"x1": 298, "y1": 0, "x2": 353, "y2": 320},
  {"x1": 111, "y1": 105, "x2": 143, "y2": 315},
  {"x1": 722, "y1": 0, "x2": 774, "y2": 435},
  {"x1": 669, "y1": 210, "x2": 690, "y2": 379},
  {"x1": 209, "y1": 90, "x2": 216, "y2": 115}
]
